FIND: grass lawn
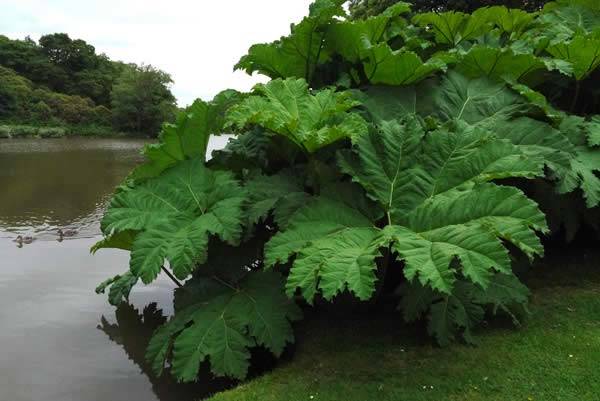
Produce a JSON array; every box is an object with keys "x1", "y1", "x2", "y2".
[{"x1": 207, "y1": 248, "x2": 600, "y2": 401}]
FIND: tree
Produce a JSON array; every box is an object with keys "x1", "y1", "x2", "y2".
[
  {"x1": 110, "y1": 64, "x2": 177, "y2": 135},
  {"x1": 0, "y1": 34, "x2": 123, "y2": 107},
  {"x1": 0, "y1": 65, "x2": 32, "y2": 119},
  {"x1": 349, "y1": 0, "x2": 549, "y2": 18}
]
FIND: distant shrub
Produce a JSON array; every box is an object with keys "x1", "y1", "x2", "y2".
[
  {"x1": 0, "y1": 124, "x2": 66, "y2": 138},
  {"x1": 31, "y1": 100, "x2": 52, "y2": 122},
  {"x1": 90, "y1": 105, "x2": 111, "y2": 126}
]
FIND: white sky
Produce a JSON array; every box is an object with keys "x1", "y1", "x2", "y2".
[{"x1": 0, "y1": 0, "x2": 314, "y2": 106}]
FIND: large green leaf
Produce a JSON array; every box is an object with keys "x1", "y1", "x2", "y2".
[
  {"x1": 352, "y1": 79, "x2": 438, "y2": 123},
  {"x1": 433, "y1": 73, "x2": 599, "y2": 207},
  {"x1": 209, "y1": 128, "x2": 271, "y2": 172},
  {"x1": 400, "y1": 273, "x2": 529, "y2": 345},
  {"x1": 265, "y1": 196, "x2": 382, "y2": 302},
  {"x1": 412, "y1": 11, "x2": 488, "y2": 46},
  {"x1": 478, "y1": 6, "x2": 535, "y2": 38},
  {"x1": 557, "y1": 116, "x2": 600, "y2": 207},
  {"x1": 427, "y1": 281, "x2": 485, "y2": 345},
  {"x1": 505, "y1": 79, "x2": 562, "y2": 120},
  {"x1": 362, "y1": 43, "x2": 447, "y2": 85},
  {"x1": 339, "y1": 119, "x2": 544, "y2": 222},
  {"x1": 354, "y1": 85, "x2": 418, "y2": 122},
  {"x1": 493, "y1": 116, "x2": 575, "y2": 178},
  {"x1": 326, "y1": 15, "x2": 393, "y2": 63},
  {"x1": 95, "y1": 271, "x2": 138, "y2": 306},
  {"x1": 336, "y1": 118, "x2": 424, "y2": 219},
  {"x1": 326, "y1": 4, "x2": 411, "y2": 63},
  {"x1": 235, "y1": 0, "x2": 344, "y2": 81},
  {"x1": 341, "y1": 118, "x2": 546, "y2": 291},
  {"x1": 547, "y1": 33, "x2": 600, "y2": 80},
  {"x1": 267, "y1": 118, "x2": 545, "y2": 305},
  {"x1": 147, "y1": 272, "x2": 301, "y2": 381},
  {"x1": 433, "y1": 71, "x2": 530, "y2": 127},
  {"x1": 98, "y1": 158, "x2": 246, "y2": 283},
  {"x1": 453, "y1": 45, "x2": 556, "y2": 81},
  {"x1": 245, "y1": 171, "x2": 309, "y2": 229},
  {"x1": 226, "y1": 78, "x2": 368, "y2": 153},
  {"x1": 539, "y1": 2, "x2": 600, "y2": 43},
  {"x1": 131, "y1": 90, "x2": 242, "y2": 181},
  {"x1": 588, "y1": 116, "x2": 600, "y2": 147},
  {"x1": 90, "y1": 229, "x2": 137, "y2": 254}
]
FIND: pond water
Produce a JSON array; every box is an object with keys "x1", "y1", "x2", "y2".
[{"x1": 0, "y1": 137, "x2": 230, "y2": 401}]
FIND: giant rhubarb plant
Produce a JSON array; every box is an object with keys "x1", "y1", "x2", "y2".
[{"x1": 94, "y1": 0, "x2": 600, "y2": 382}]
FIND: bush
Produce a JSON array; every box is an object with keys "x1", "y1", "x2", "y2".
[
  {"x1": 94, "y1": 0, "x2": 600, "y2": 384},
  {"x1": 90, "y1": 105, "x2": 111, "y2": 126},
  {"x1": 30, "y1": 100, "x2": 52, "y2": 122},
  {"x1": 0, "y1": 66, "x2": 33, "y2": 119},
  {"x1": 0, "y1": 124, "x2": 66, "y2": 138},
  {"x1": 0, "y1": 125, "x2": 11, "y2": 138},
  {"x1": 37, "y1": 126, "x2": 66, "y2": 138}
]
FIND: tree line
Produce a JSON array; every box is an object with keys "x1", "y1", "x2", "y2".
[
  {"x1": 349, "y1": 0, "x2": 549, "y2": 18},
  {"x1": 0, "y1": 33, "x2": 176, "y2": 136}
]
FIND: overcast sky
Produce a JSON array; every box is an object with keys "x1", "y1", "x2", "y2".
[{"x1": 0, "y1": 0, "x2": 314, "y2": 106}]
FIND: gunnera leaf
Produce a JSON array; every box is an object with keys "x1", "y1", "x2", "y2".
[
  {"x1": 95, "y1": 271, "x2": 138, "y2": 306},
  {"x1": 477, "y1": 6, "x2": 535, "y2": 38},
  {"x1": 245, "y1": 170, "x2": 309, "y2": 229},
  {"x1": 226, "y1": 78, "x2": 368, "y2": 153},
  {"x1": 539, "y1": 2, "x2": 600, "y2": 43},
  {"x1": 361, "y1": 42, "x2": 447, "y2": 86},
  {"x1": 267, "y1": 117, "x2": 546, "y2": 308},
  {"x1": 433, "y1": 71, "x2": 530, "y2": 127},
  {"x1": 412, "y1": 11, "x2": 488, "y2": 46},
  {"x1": 326, "y1": 4, "x2": 412, "y2": 63},
  {"x1": 146, "y1": 272, "x2": 301, "y2": 381},
  {"x1": 432, "y1": 73, "x2": 597, "y2": 208},
  {"x1": 399, "y1": 273, "x2": 529, "y2": 345},
  {"x1": 98, "y1": 157, "x2": 246, "y2": 283},
  {"x1": 453, "y1": 45, "x2": 558, "y2": 82},
  {"x1": 131, "y1": 90, "x2": 242, "y2": 181},
  {"x1": 556, "y1": 116, "x2": 600, "y2": 207},
  {"x1": 209, "y1": 128, "x2": 270, "y2": 171},
  {"x1": 235, "y1": 0, "x2": 345, "y2": 82},
  {"x1": 546, "y1": 33, "x2": 600, "y2": 80},
  {"x1": 265, "y1": 195, "x2": 385, "y2": 303}
]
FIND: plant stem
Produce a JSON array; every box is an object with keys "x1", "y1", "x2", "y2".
[
  {"x1": 212, "y1": 275, "x2": 239, "y2": 292},
  {"x1": 373, "y1": 245, "x2": 391, "y2": 301},
  {"x1": 308, "y1": 154, "x2": 321, "y2": 195},
  {"x1": 161, "y1": 266, "x2": 183, "y2": 287},
  {"x1": 570, "y1": 80, "x2": 580, "y2": 112}
]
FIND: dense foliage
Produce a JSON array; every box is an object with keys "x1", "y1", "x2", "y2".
[
  {"x1": 110, "y1": 64, "x2": 177, "y2": 135},
  {"x1": 349, "y1": 0, "x2": 549, "y2": 17},
  {"x1": 95, "y1": 0, "x2": 600, "y2": 383},
  {"x1": 0, "y1": 34, "x2": 176, "y2": 135}
]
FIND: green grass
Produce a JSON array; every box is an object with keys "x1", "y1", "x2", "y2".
[{"x1": 207, "y1": 249, "x2": 600, "y2": 401}]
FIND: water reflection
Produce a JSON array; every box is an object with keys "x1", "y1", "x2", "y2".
[
  {"x1": 0, "y1": 136, "x2": 229, "y2": 401},
  {"x1": 0, "y1": 137, "x2": 147, "y2": 237},
  {"x1": 98, "y1": 303, "x2": 233, "y2": 401}
]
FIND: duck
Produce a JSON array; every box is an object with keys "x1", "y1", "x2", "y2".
[
  {"x1": 13, "y1": 235, "x2": 34, "y2": 246},
  {"x1": 57, "y1": 228, "x2": 77, "y2": 241}
]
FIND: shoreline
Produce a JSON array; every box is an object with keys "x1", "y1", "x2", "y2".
[{"x1": 0, "y1": 123, "x2": 149, "y2": 139}]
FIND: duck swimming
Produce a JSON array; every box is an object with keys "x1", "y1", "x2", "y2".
[
  {"x1": 13, "y1": 235, "x2": 34, "y2": 246},
  {"x1": 57, "y1": 228, "x2": 77, "y2": 241}
]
